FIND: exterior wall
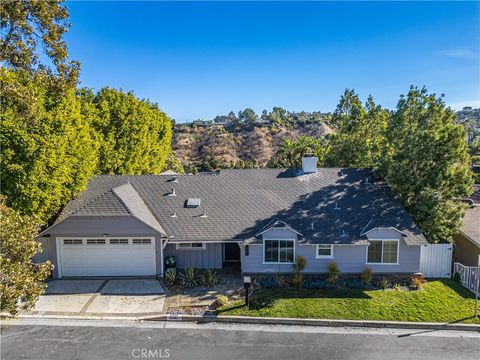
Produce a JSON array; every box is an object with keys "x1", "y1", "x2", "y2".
[
  {"x1": 39, "y1": 216, "x2": 165, "y2": 278},
  {"x1": 241, "y1": 228, "x2": 421, "y2": 274},
  {"x1": 453, "y1": 234, "x2": 480, "y2": 266},
  {"x1": 164, "y1": 243, "x2": 223, "y2": 269}
]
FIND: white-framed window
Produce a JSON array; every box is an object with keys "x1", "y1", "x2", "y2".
[
  {"x1": 63, "y1": 239, "x2": 83, "y2": 245},
  {"x1": 316, "y1": 244, "x2": 334, "y2": 259},
  {"x1": 86, "y1": 239, "x2": 106, "y2": 245},
  {"x1": 263, "y1": 239, "x2": 295, "y2": 263},
  {"x1": 366, "y1": 240, "x2": 399, "y2": 264},
  {"x1": 176, "y1": 242, "x2": 206, "y2": 250},
  {"x1": 132, "y1": 238, "x2": 152, "y2": 245},
  {"x1": 110, "y1": 239, "x2": 129, "y2": 245}
]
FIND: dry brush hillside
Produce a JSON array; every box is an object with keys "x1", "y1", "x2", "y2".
[{"x1": 173, "y1": 123, "x2": 333, "y2": 168}]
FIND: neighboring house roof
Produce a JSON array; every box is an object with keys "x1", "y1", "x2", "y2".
[
  {"x1": 44, "y1": 168, "x2": 426, "y2": 245},
  {"x1": 459, "y1": 185, "x2": 480, "y2": 247}
]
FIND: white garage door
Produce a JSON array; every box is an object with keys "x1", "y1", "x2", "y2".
[{"x1": 59, "y1": 237, "x2": 156, "y2": 277}]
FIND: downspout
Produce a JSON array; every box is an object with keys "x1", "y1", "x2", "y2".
[{"x1": 160, "y1": 236, "x2": 173, "y2": 277}]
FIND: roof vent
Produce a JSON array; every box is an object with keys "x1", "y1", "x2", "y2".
[
  {"x1": 200, "y1": 212, "x2": 208, "y2": 218},
  {"x1": 365, "y1": 177, "x2": 370, "y2": 185},
  {"x1": 169, "y1": 178, "x2": 178, "y2": 183},
  {"x1": 301, "y1": 155, "x2": 318, "y2": 174},
  {"x1": 334, "y1": 201, "x2": 341, "y2": 210},
  {"x1": 341, "y1": 230, "x2": 348, "y2": 238},
  {"x1": 186, "y1": 198, "x2": 201, "y2": 208},
  {"x1": 166, "y1": 188, "x2": 176, "y2": 197},
  {"x1": 170, "y1": 212, "x2": 177, "y2": 218},
  {"x1": 311, "y1": 221, "x2": 315, "y2": 230}
]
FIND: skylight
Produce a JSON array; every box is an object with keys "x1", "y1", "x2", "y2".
[{"x1": 186, "y1": 198, "x2": 201, "y2": 208}]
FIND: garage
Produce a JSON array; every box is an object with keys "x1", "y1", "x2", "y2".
[{"x1": 57, "y1": 237, "x2": 156, "y2": 277}]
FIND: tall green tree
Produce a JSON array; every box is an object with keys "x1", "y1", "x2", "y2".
[
  {"x1": 1, "y1": 68, "x2": 99, "y2": 222},
  {"x1": 0, "y1": 196, "x2": 53, "y2": 315},
  {"x1": 91, "y1": 87, "x2": 172, "y2": 174},
  {"x1": 326, "y1": 90, "x2": 388, "y2": 167},
  {"x1": 270, "y1": 136, "x2": 331, "y2": 168},
  {"x1": 0, "y1": 0, "x2": 79, "y2": 87},
  {"x1": 381, "y1": 87, "x2": 473, "y2": 243}
]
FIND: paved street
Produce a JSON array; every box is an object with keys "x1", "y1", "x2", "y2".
[{"x1": 1, "y1": 318, "x2": 479, "y2": 360}]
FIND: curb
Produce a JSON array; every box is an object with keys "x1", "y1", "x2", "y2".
[{"x1": 142, "y1": 314, "x2": 480, "y2": 332}]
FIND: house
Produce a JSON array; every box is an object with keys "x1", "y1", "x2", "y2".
[
  {"x1": 37, "y1": 156, "x2": 427, "y2": 278},
  {"x1": 453, "y1": 185, "x2": 480, "y2": 266}
]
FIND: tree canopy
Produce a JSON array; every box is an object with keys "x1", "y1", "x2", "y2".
[
  {"x1": 380, "y1": 87, "x2": 473, "y2": 243},
  {"x1": 0, "y1": 0, "x2": 79, "y2": 86},
  {"x1": 1, "y1": 68, "x2": 99, "y2": 223},
  {"x1": 0, "y1": 196, "x2": 53, "y2": 315},
  {"x1": 89, "y1": 87, "x2": 172, "y2": 175}
]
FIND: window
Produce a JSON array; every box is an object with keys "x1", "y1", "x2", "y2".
[
  {"x1": 264, "y1": 240, "x2": 294, "y2": 263},
  {"x1": 367, "y1": 240, "x2": 398, "y2": 264},
  {"x1": 63, "y1": 239, "x2": 83, "y2": 245},
  {"x1": 316, "y1": 244, "x2": 334, "y2": 259},
  {"x1": 132, "y1": 239, "x2": 152, "y2": 245},
  {"x1": 86, "y1": 239, "x2": 106, "y2": 245},
  {"x1": 110, "y1": 239, "x2": 129, "y2": 245},
  {"x1": 176, "y1": 242, "x2": 206, "y2": 250}
]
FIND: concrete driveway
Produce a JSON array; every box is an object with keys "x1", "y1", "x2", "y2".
[{"x1": 28, "y1": 279, "x2": 166, "y2": 318}]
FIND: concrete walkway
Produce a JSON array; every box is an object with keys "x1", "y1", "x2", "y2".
[{"x1": 25, "y1": 279, "x2": 166, "y2": 318}]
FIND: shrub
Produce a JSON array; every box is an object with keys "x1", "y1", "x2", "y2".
[
  {"x1": 302, "y1": 278, "x2": 327, "y2": 289},
  {"x1": 259, "y1": 275, "x2": 278, "y2": 288},
  {"x1": 212, "y1": 295, "x2": 229, "y2": 308},
  {"x1": 179, "y1": 268, "x2": 200, "y2": 288},
  {"x1": 164, "y1": 269, "x2": 177, "y2": 287},
  {"x1": 410, "y1": 274, "x2": 426, "y2": 290},
  {"x1": 378, "y1": 277, "x2": 390, "y2": 290},
  {"x1": 292, "y1": 256, "x2": 307, "y2": 272},
  {"x1": 361, "y1": 267, "x2": 373, "y2": 285},
  {"x1": 453, "y1": 272, "x2": 461, "y2": 283},
  {"x1": 346, "y1": 279, "x2": 364, "y2": 289},
  {"x1": 292, "y1": 255, "x2": 307, "y2": 288},
  {"x1": 274, "y1": 274, "x2": 290, "y2": 289},
  {"x1": 393, "y1": 283, "x2": 402, "y2": 291},
  {"x1": 327, "y1": 262, "x2": 341, "y2": 286},
  {"x1": 292, "y1": 273, "x2": 304, "y2": 288},
  {"x1": 201, "y1": 269, "x2": 218, "y2": 287}
]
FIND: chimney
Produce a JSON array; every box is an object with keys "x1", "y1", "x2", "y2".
[{"x1": 301, "y1": 154, "x2": 318, "y2": 174}]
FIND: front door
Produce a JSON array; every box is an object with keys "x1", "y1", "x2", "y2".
[{"x1": 224, "y1": 243, "x2": 240, "y2": 263}]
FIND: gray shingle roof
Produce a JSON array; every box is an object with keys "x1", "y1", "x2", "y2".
[{"x1": 50, "y1": 168, "x2": 426, "y2": 245}]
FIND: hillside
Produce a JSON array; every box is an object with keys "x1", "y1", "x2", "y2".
[{"x1": 172, "y1": 122, "x2": 334, "y2": 170}]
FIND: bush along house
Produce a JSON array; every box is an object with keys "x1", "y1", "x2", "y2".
[{"x1": 36, "y1": 156, "x2": 427, "y2": 278}]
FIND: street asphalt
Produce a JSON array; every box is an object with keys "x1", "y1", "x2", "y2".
[{"x1": 1, "y1": 318, "x2": 479, "y2": 360}]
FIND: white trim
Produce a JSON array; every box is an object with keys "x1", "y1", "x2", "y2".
[
  {"x1": 361, "y1": 226, "x2": 407, "y2": 237},
  {"x1": 365, "y1": 239, "x2": 400, "y2": 265},
  {"x1": 56, "y1": 237, "x2": 62, "y2": 278},
  {"x1": 262, "y1": 239, "x2": 295, "y2": 264},
  {"x1": 315, "y1": 244, "x2": 334, "y2": 259},
  {"x1": 255, "y1": 220, "x2": 303, "y2": 237},
  {"x1": 175, "y1": 242, "x2": 206, "y2": 250}
]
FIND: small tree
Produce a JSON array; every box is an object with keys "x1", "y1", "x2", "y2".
[
  {"x1": 292, "y1": 255, "x2": 307, "y2": 287},
  {"x1": 361, "y1": 267, "x2": 373, "y2": 285},
  {"x1": 0, "y1": 196, "x2": 53, "y2": 315},
  {"x1": 327, "y1": 262, "x2": 341, "y2": 286}
]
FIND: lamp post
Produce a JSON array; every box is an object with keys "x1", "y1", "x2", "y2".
[{"x1": 244, "y1": 276, "x2": 251, "y2": 308}]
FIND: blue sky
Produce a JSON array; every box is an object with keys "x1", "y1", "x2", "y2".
[{"x1": 66, "y1": 1, "x2": 480, "y2": 122}]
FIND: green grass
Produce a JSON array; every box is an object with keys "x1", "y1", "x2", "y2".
[{"x1": 218, "y1": 279, "x2": 480, "y2": 324}]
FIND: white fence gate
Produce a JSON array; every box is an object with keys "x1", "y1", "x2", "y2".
[
  {"x1": 419, "y1": 244, "x2": 453, "y2": 278},
  {"x1": 453, "y1": 262, "x2": 479, "y2": 295}
]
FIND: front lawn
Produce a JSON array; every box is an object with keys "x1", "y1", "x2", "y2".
[{"x1": 218, "y1": 279, "x2": 480, "y2": 324}]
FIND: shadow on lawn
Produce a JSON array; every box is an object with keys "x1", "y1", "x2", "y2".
[{"x1": 439, "y1": 278, "x2": 476, "y2": 299}]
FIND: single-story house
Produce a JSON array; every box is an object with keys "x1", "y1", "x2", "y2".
[
  {"x1": 453, "y1": 185, "x2": 480, "y2": 266},
  {"x1": 37, "y1": 156, "x2": 427, "y2": 278}
]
